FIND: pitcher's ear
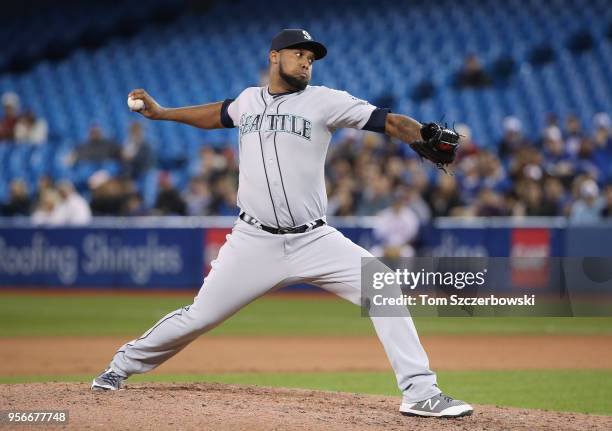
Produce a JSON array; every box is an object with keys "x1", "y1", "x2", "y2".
[{"x1": 269, "y1": 50, "x2": 279, "y2": 64}]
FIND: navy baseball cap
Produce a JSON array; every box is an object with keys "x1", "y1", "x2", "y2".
[{"x1": 270, "y1": 29, "x2": 327, "y2": 60}]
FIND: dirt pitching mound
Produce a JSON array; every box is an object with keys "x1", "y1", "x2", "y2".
[{"x1": 2, "y1": 383, "x2": 611, "y2": 431}]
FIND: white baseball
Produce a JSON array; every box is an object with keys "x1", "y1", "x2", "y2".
[{"x1": 127, "y1": 97, "x2": 145, "y2": 112}]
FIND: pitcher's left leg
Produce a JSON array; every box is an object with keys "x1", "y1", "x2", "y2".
[
  {"x1": 289, "y1": 226, "x2": 438, "y2": 402},
  {"x1": 289, "y1": 226, "x2": 473, "y2": 417}
]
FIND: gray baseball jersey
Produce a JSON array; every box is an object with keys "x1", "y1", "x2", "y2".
[{"x1": 224, "y1": 85, "x2": 378, "y2": 227}]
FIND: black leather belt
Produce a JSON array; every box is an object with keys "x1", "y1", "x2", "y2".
[{"x1": 240, "y1": 212, "x2": 326, "y2": 235}]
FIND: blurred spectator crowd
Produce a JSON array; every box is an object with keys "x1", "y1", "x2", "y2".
[
  {"x1": 326, "y1": 111, "x2": 612, "y2": 226},
  {"x1": 1, "y1": 90, "x2": 612, "y2": 228},
  {"x1": 0, "y1": 91, "x2": 48, "y2": 144}
]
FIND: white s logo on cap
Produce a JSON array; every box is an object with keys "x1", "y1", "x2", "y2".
[{"x1": 302, "y1": 30, "x2": 312, "y2": 40}]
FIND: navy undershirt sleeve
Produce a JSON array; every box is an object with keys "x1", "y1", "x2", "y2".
[
  {"x1": 220, "y1": 98, "x2": 236, "y2": 128},
  {"x1": 362, "y1": 108, "x2": 391, "y2": 134}
]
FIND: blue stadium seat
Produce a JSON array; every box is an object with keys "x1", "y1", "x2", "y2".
[{"x1": 0, "y1": 0, "x2": 610, "y2": 207}]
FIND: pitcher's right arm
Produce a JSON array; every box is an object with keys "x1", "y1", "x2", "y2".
[{"x1": 127, "y1": 88, "x2": 230, "y2": 130}]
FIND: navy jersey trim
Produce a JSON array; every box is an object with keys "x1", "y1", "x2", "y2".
[
  {"x1": 362, "y1": 108, "x2": 391, "y2": 134},
  {"x1": 257, "y1": 89, "x2": 281, "y2": 228},
  {"x1": 268, "y1": 87, "x2": 300, "y2": 98},
  {"x1": 220, "y1": 98, "x2": 236, "y2": 128},
  {"x1": 273, "y1": 99, "x2": 296, "y2": 226}
]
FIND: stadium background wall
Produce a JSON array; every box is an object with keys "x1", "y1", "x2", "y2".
[{"x1": 1, "y1": 218, "x2": 610, "y2": 289}]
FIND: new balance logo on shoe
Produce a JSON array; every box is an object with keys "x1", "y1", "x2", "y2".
[
  {"x1": 400, "y1": 392, "x2": 473, "y2": 418},
  {"x1": 421, "y1": 398, "x2": 440, "y2": 410}
]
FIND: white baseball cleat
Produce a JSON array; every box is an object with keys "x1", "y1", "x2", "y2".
[{"x1": 400, "y1": 392, "x2": 473, "y2": 418}]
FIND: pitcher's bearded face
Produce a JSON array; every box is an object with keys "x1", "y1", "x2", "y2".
[{"x1": 278, "y1": 48, "x2": 315, "y2": 91}]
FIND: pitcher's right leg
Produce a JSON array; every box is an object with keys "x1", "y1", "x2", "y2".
[{"x1": 100, "y1": 220, "x2": 287, "y2": 381}]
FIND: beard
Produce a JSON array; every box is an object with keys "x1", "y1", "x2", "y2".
[{"x1": 279, "y1": 61, "x2": 309, "y2": 91}]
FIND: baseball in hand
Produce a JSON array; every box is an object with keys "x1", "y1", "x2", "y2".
[{"x1": 127, "y1": 97, "x2": 145, "y2": 112}]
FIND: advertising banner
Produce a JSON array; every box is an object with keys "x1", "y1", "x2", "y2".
[{"x1": 0, "y1": 228, "x2": 204, "y2": 288}]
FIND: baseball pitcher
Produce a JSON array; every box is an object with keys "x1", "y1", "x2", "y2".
[{"x1": 92, "y1": 29, "x2": 470, "y2": 418}]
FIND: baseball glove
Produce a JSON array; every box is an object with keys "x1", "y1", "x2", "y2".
[{"x1": 410, "y1": 122, "x2": 459, "y2": 171}]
